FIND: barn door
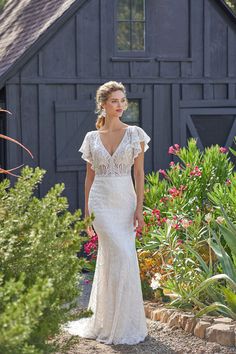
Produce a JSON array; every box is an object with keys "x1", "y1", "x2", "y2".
[
  {"x1": 54, "y1": 100, "x2": 95, "y2": 172},
  {"x1": 180, "y1": 107, "x2": 236, "y2": 164}
]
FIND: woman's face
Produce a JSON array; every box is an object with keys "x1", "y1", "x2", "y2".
[{"x1": 102, "y1": 90, "x2": 127, "y2": 118}]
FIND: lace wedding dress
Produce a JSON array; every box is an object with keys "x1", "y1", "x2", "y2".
[{"x1": 64, "y1": 125, "x2": 151, "y2": 345}]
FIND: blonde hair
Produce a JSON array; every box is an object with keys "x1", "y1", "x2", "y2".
[{"x1": 95, "y1": 81, "x2": 128, "y2": 130}]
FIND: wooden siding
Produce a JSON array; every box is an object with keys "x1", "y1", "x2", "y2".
[{"x1": 3, "y1": 0, "x2": 236, "y2": 212}]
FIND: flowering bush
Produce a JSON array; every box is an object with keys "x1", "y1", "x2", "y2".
[
  {"x1": 137, "y1": 138, "x2": 236, "y2": 316},
  {"x1": 83, "y1": 228, "x2": 98, "y2": 273},
  {"x1": 0, "y1": 166, "x2": 94, "y2": 354}
]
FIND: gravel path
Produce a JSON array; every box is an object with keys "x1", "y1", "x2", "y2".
[{"x1": 54, "y1": 273, "x2": 236, "y2": 354}]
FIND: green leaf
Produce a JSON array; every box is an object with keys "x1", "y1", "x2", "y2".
[
  {"x1": 222, "y1": 286, "x2": 236, "y2": 313},
  {"x1": 191, "y1": 274, "x2": 236, "y2": 297},
  {"x1": 195, "y1": 302, "x2": 236, "y2": 320},
  {"x1": 210, "y1": 230, "x2": 236, "y2": 281},
  {"x1": 184, "y1": 243, "x2": 211, "y2": 275}
]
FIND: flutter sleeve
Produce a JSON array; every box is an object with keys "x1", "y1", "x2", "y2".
[
  {"x1": 78, "y1": 132, "x2": 94, "y2": 169},
  {"x1": 131, "y1": 126, "x2": 151, "y2": 161}
]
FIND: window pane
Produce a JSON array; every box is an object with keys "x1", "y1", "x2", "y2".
[
  {"x1": 131, "y1": 0, "x2": 144, "y2": 20},
  {"x1": 117, "y1": 0, "x2": 131, "y2": 20},
  {"x1": 132, "y1": 22, "x2": 145, "y2": 50},
  {"x1": 123, "y1": 100, "x2": 140, "y2": 123},
  {"x1": 117, "y1": 22, "x2": 131, "y2": 50}
]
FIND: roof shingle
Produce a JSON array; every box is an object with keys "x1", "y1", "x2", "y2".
[
  {"x1": 0, "y1": 0, "x2": 235, "y2": 84},
  {"x1": 0, "y1": 0, "x2": 77, "y2": 78}
]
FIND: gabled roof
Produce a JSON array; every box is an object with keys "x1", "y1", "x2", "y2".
[
  {"x1": 0, "y1": 0, "x2": 235, "y2": 89},
  {"x1": 0, "y1": 0, "x2": 87, "y2": 88}
]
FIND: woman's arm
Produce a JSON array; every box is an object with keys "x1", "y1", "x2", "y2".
[
  {"x1": 133, "y1": 141, "x2": 145, "y2": 229},
  {"x1": 84, "y1": 162, "x2": 95, "y2": 218}
]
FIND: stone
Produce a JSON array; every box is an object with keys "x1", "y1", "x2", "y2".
[
  {"x1": 160, "y1": 308, "x2": 175, "y2": 323},
  {"x1": 193, "y1": 320, "x2": 212, "y2": 339},
  {"x1": 143, "y1": 300, "x2": 150, "y2": 306},
  {"x1": 167, "y1": 312, "x2": 181, "y2": 328},
  {"x1": 178, "y1": 313, "x2": 194, "y2": 330},
  {"x1": 201, "y1": 315, "x2": 214, "y2": 323},
  {"x1": 184, "y1": 315, "x2": 198, "y2": 333},
  {"x1": 213, "y1": 317, "x2": 234, "y2": 324},
  {"x1": 144, "y1": 303, "x2": 157, "y2": 318},
  {"x1": 205, "y1": 323, "x2": 235, "y2": 346},
  {"x1": 170, "y1": 325, "x2": 179, "y2": 331},
  {"x1": 144, "y1": 305, "x2": 149, "y2": 317},
  {"x1": 151, "y1": 308, "x2": 166, "y2": 321}
]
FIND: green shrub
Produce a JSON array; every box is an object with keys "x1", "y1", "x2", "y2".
[
  {"x1": 0, "y1": 166, "x2": 93, "y2": 353},
  {"x1": 0, "y1": 0, "x2": 7, "y2": 10},
  {"x1": 138, "y1": 138, "x2": 236, "y2": 315}
]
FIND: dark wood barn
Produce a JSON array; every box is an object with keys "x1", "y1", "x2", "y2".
[{"x1": 0, "y1": 0, "x2": 236, "y2": 212}]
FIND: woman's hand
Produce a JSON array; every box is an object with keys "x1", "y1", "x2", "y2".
[
  {"x1": 133, "y1": 208, "x2": 145, "y2": 230},
  {"x1": 85, "y1": 209, "x2": 95, "y2": 237}
]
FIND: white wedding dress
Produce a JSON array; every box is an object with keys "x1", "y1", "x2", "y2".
[{"x1": 64, "y1": 125, "x2": 151, "y2": 345}]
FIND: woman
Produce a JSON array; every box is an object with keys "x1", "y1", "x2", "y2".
[{"x1": 65, "y1": 81, "x2": 151, "y2": 345}]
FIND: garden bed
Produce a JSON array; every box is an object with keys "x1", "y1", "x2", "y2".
[{"x1": 144, "y1": 300, "x2": 236, "y2": 347}]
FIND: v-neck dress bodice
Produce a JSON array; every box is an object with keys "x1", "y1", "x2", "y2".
[
  {"x1": 78, "y1": 125, "x2": 150, "y2": 177},
  {"x1": 64, "y1": 125, "x2": 151, "y2": 345}
]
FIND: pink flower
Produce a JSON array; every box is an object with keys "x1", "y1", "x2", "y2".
[
  {"x1": 190, "y1": 166, "x2": 202, "y2": 177},
  {"x1": 152, "y1": 208, "x2": 160, "y2": 216},
  {"x1": 169, "y1": 187, "x2": 177, "y2": 194},
  {"x1": 161, "y1": 217, "x2": 167, "y2": 223},
  {"x1": 159, "y1": 169, "x2": 168, "y2": 177},
  {"x1": 226, "y1": 178, "x2": 231, "y2": 186},
  {"x1": 180, "y1": 218, "x2": 192, "y2": 229},
  {"x1": 177, "y1": 239, "x2": 183, "y2": 245},
  {"x1": 219, "y1": 147, "x2": 228, "y2": 154},
  {"x1": 172, "y1": 223, "x2": 180, "y2": 230},
  {"x1": 160, "y1": 196, "x2": 169, "y2": 203},
  {"x1": 168, "y1": 144, "x2": 180, "y2": 155},
  {"x1": 169, "y1": 161, "x2": 175, "y2": 167},
  {"x1": 168, "y1": 146, "x2": 176, "y2": 154},
  {"x1": 179, "y1": 184, "x2": 187, "y2": 191},
  {"x1": 83, "y1": 234, "x2": 98, "y2": 256},
  {"x1": 135, "y1": 226, "x2": 143, "y2": 238},
  {"x1": 167, "y1": 185, "x2": 186, "y2": 199}
]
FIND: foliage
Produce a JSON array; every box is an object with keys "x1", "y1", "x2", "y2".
[
  {"x1": 0, "y1": 166, "x2": 94, "y2": 354},
  {"x1": 225, "y1": 0, "x2": 236, "y2": 13},
  {"x1": 138, "y1": 138, "x2": 236, "y2": 318},
  {"x1": 82, "y1": 229, "x2": 98, "y2": 273},
  {"x1": 0, "y1": 0, "x2": 7, "y2": 10}
]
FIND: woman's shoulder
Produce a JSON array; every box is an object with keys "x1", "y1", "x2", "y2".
[
  {"x1": 129, "y1": 125, "x2": 145, "y2": 133},
  {"x1": 85, "y1": 130, "x2": 97, "y2": 137}
]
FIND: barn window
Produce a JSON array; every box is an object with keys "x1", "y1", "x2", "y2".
[
  {"x1": 116, "y1": 0, "x2": 145, "y2": 51},
  {"x1": 123, "y1": 99, "x2": 140, "y2": 125}
]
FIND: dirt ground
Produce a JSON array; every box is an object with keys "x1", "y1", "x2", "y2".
[
  {"x1": 54, "y1": 274, "x2": 236, "y2": 354},
  {"x1": 55, "y1": 318, "x2": 236, "y2": 354}
]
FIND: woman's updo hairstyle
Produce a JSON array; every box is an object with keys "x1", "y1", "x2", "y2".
[{"x1": 95, "y1": 81, "x2": 128, "y2": 130}]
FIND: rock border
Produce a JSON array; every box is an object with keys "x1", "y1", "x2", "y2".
[{"x1": 144, "y1": 301, "x2": 236, "y2": 347}]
